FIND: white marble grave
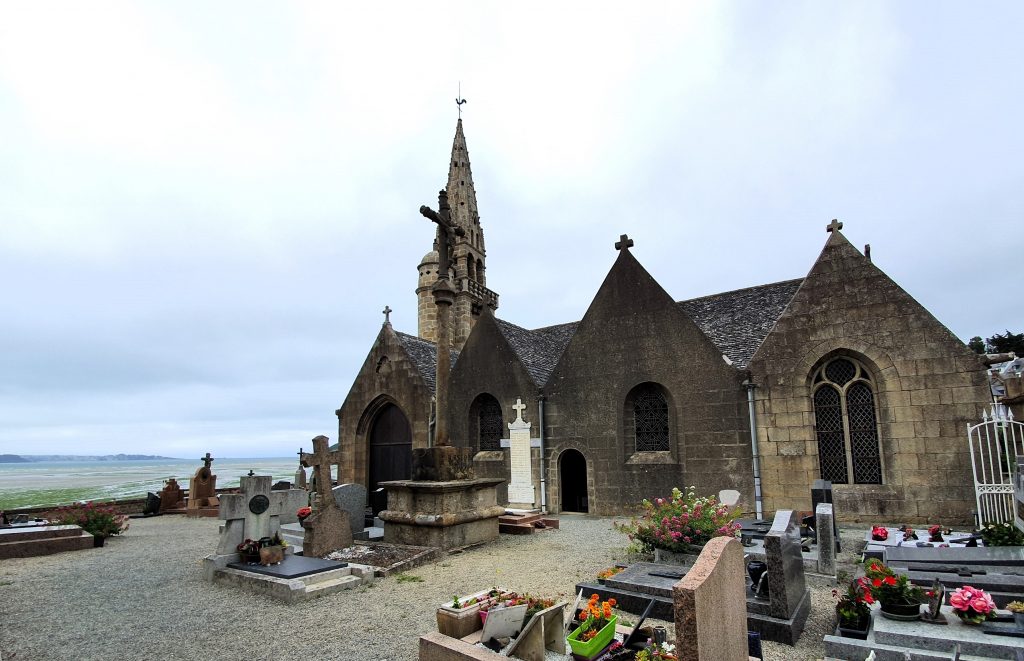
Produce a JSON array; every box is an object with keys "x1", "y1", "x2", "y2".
[{"x1": 505, "y1": 399, "x2": 536, "y2": 507}]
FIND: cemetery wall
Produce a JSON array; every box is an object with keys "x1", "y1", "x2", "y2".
[
  {"x1": 335, "y1": 326, "x2": 433, "y2": 485},
  {"x1": 748, "y1": 232, "x2": 990, "y2": 524},
  {"x1": 542, "y1": 249, "x2": 753, "y2": 514}
]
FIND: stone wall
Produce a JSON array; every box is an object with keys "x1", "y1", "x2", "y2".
[
  {"x1": 335, "y1": 325, "x2": 433, "y2": 486},
  {"x1": 748, "y1": 231, "x2": 990, "y2": 524},
  {"x1": 542, "y1": 249, "x2": 752, "y2": 514}
]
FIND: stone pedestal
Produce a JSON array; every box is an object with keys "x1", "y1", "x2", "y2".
[
  {"x1": 378, "y1": 477, "x2": 504, "y2": 550},
  {"x1": 411, "y1": 446, "x2": 476, "y2": 481}
]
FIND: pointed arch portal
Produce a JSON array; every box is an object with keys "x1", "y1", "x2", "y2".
[{"x1": 369, "y1": 403, "x2": 412, "y2": 492}]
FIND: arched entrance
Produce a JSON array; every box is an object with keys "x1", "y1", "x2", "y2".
[
  {"x1": 559, "y1": 449, "x2": 588, "y2": 513},
  {"x1": 369, "y1": 403, "x2": 412, "y2": 492}
]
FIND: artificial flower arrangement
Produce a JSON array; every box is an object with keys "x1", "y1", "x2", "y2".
[
  {"x1": 597, "y1": 566, "x2": 625, "y2": 581},
  {"x1": 902, "y1": 527, "x2": 917, "y2": 541},
  {"x1": 949, "y1": 586, "x2": 996, "y2": 624},
  {"x1": 477, "y1": 592, "x2": 553, "y2": 625},
  {"x1": 834, "y1": 577, "x2": 874, "y2": 631},
  {"x1": 871, "y1": 525, "x2": 888, "y2": 541},
  {"x1": 47, "y1": 501, "x2": 129, "y2": 539},
  {"x1": 928, "y1": 524, "x2": 944, "y2": 543},
  {"x1": 615, "y1": 486, "x2": 741, "y2": 554},
  {"x1": 635, "y1": 640, "x2": 677, "y2": 661},
  {"x1": 296, "y1": 506, "x2": 312, "y2": 522}
]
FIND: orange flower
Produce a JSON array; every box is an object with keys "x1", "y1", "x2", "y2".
[
  {"x1": 608, "y1": 598, "x2": 617, "y2": 607},
  {"x1": 590, "y1": 594, "x2": 599, "y2": 602},
  {"x1": 603, "y1": 603, "x2": 612, "y2": 618}
]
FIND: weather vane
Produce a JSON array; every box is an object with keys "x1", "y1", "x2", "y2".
[{"x1": 456, "y1": 82, "x2": 467, "y2": 119}]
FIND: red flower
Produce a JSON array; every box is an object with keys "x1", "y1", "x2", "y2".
[{"x1": 883, "y1": 576, "x2": 897, "y2": 586}]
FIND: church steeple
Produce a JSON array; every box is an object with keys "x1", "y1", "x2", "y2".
[{"x1": 416, "y1": 118, "x2": 499, "y2": 348}]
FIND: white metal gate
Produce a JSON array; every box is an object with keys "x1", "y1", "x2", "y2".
[{"x1": 968, "y1": 405, "x2": 1024, "y2": 526}]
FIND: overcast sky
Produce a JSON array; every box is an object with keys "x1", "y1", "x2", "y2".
[{"x1": 1, "y1": 2, "x2": 1021, "y2": 459}]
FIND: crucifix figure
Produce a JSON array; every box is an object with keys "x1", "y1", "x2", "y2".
[
  {"x1": 382, "y1": 305, "x2": 392, "y2": 325},
  {"x1": 200, "y1": 452, "x2": 214, "y2": 469},
  {"x1": 301, "y1": 435, "x2": 342, "y2": 507},
  {"x1": 418, "y1": 190, "x2": 466, "y2": 447},
  {"x1": 615, "y1": 234, "x2": 634, "y2": 251},
  {"x1": 826, "y1": 218, "x2": 843, "y2": 233}
]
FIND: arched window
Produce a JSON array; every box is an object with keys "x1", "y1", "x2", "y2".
[
  {"x1": 471, "y1": 394, "x2": 503, "y2": 451},
  {"x1": 812, "y1": 356, "x2": 882, "y2": 484},
  {"x1": 625, "y1": 383, "x2": 670, "y2": 453}
]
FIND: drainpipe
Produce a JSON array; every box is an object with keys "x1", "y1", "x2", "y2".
[
  {"x1": 743, "y1": 378, "x2": 764, "y2": 519},
  {"x1": 538, "y1": 393, "x2": 548, "y2": 514}
]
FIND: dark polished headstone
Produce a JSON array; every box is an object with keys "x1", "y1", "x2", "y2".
[
  {"x1": 765, "y1": 510, "x2": 807, "y2": 620},
  {"x1": 143, "y1": 492, "x2": 161, "y2": 516},
  {"x1": 227, "y1": 554, "x2": 347, "y2": 579}
]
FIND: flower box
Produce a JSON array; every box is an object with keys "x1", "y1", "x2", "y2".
[
  {"x1": 835, "y1": 615, "x2": 871, "y2": 640},
  {"x1": 436, "y1": 589, "x2": 510, "y2": 639},
  {"x1": 567, "y1": 615, "x2": 617, "y2": 660}
]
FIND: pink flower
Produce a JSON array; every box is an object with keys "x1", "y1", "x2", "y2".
[{"x1": 971, "y1": 594, "x2": 995, "y2": 614}]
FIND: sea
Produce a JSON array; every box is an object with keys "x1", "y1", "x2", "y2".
[{"x1": 0, "y1": 458, "x2": 300, "y2": 510}]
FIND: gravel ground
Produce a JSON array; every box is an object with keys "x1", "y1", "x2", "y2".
[{"x1": 0, "y1": 515, "x2": 862, "y2": 661}]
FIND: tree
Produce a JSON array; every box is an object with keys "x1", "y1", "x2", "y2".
[
  {"x1": 986, "y1": 330, "x2": 1024, "y2": 355},
  {"x1": 968, "y1": 336, "x2": 986, "y2": 354}
]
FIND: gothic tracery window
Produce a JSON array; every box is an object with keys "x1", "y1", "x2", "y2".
[
  {"x1": 630, "y1": 383, "x2": 670, "y2": 452},
  {"x1": 812, "y1": 356, "x2": 882, "y2": 484}
]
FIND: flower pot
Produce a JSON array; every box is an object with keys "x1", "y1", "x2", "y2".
[
  {"x1": 746, "y1": 560, "x2": 768, "y2": 587},
  {"x1": 955, "y1": 610, "x2": 988, "y2": 625},
  {"x1": 567, "y1": 616, "x2": 617, "y2": 661},
  {"x1": 93, "y1": 535, "x2": 106, "y2": 548},
  {"x1": 836, "y1": 615, "x2": 871, "y2": 640},
  {"x1": 880, "y1": 602, "x2": 921, "y2": 621}
]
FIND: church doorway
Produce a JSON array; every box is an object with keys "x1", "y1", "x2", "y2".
[
  {"x1": 559, "y1": 449, "x2": 588, "y2": 513},
  {"x1": 369, "y1": 403, "x2": 412, "y2": 492}
]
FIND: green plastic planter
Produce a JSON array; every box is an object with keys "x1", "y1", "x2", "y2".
[{"x1": 567, "y1": 616, "x2": 617, "y2": 660}]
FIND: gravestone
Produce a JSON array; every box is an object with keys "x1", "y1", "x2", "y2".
[
  {"x1": 158, "y1": 478, "x2": 185, "y2": 512},
  {"x1": 294, "y1": 465, "x2": 307, "y2": 490},
  {"x1": 506, "y1": 398, "x2": 536, "y2": 508},
  {"x1": 187, "y1": 452, "x2": 219, "y2": 517},
  {"x1": 673, "y1": 536, "x2": 748, "y2": 661},
  {"x1": 143, "y1": 492, "x2": 161, "y2": 516},
  {"x1": 215, "y1": 475, "x2": 280, "y2": 554},
  {"x1": 815, "y1": 503, "x2": 835, "y2": 577},
  {"x1": 332, "y1": 483, "x2": 366, "y2": 538},
  {"x1": 764, "y1": 510, "x2": 808, "y2": 621},
  {"x1": 370, "y1": 488, "x2": 387, "y2": 517},
  {"x1": 811, "y1": 479, "x2": 840, "y2": 552},
  {"x1": 301, "y1": 435, "x2": 353, "y2": 556}
]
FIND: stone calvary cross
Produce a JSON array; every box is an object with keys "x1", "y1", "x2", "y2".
[{"x1": 301, "y1": 435, "x2": 342, "y2": 507}]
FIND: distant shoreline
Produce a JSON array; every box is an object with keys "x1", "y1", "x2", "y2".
[{"x1": 0, "y1": 454, "x2": 181, "y2": 463}]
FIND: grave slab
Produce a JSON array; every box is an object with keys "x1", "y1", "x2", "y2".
[
  {"x1": 227, "y1": 554, "x2": 347, "y2": 579},
  {"x1": 886, "y1": 546, "x2": 1024, "y2": 567}
]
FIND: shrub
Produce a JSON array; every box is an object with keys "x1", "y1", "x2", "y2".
[
  {"x1": 48, "y1": 501, "x2": 129, "y2": 538},
  {"x1": 615, "y1": 486, "x2": 740, "y2": 553},
  {"x1": 979, "y1": 522, "x2": 1024, "y2": 547}
]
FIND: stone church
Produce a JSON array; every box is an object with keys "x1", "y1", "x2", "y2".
[{"x1": 334, "y1": 119, "x2": 992, "y2": 524}]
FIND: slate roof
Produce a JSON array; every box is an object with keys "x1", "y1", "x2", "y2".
[
  {"x1": 678, "y1": 278, "x2": 803, "y2": 368},
  {"x1": 395, "y1": 332, "x2": 460, "y2": 393},
  {"x1": 394, "y1": 277, "x2": 802, "y2": 390}
]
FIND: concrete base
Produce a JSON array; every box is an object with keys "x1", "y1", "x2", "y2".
[
  {"x1": 204, "y1": 551, "x2": 374, "y2": 603},
  {"x1": 0, "y1": 525, "x2": 95, "y2": 559},
  {"x1": 825, "y1": 606, "x2": 1024, "y2": 660},
  {"x1": 378, "y1": 478, "x2": 504, "y2": 550}
]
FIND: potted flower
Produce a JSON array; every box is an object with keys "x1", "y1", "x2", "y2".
[
  {"x1": 834, "y1": 578, "x2": 874, "y2": 639},
  {"x1": 949, "y1": 586, "x2": 995, "y2": 625},
  {"x1": 567, "y1": 594, "x2": 618, "y2": 660},
  {"x1": 1006, "y1": 601, "x2": 1024, "y2": 629},
  {"x1": 297, "y1": 506, "x2": 312, "y2": 523},
  {"x1": 635, "y1": 640, "x2": 677, "y2": 661},
  {"x1": 614, "y1": 486, "x2": 741, "y2": 559},
  {"x1": 237, "y1": 538, "x2": 261, "y2": 563},
  {"x1": 865, "y1": 559, "x2": 923, "y2": 620},
  {"x1": 871, "y1": 525, "x2": 888, "y2": 542}
]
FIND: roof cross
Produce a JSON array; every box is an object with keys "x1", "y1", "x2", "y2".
[
  {"x1": 383, "y1": 305, "x2": 392, "y2": 325},
  {"x1": 615, "y1": 234, "x2": 634, "y2": 251},
  {"x1": 826, "y1": 218, "x2": 844, "y2": 233}
]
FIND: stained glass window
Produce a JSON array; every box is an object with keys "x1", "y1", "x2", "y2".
[
  {"x1": 812, "y1": 357, "x2": 882, "y2": 484},
  {"x1": 633, "y1": 385, "x2": 669, "y2": 452}
]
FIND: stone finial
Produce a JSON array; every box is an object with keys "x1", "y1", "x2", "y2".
[
  {"x1": 615, "y1": 234, "x2": 634, "y2": 251},
  {"x1": 826, "y1": 218, "x2": 843, "y2": 233},
  {"x1": 382, "y1": 305, "x2": 392, "y2": 325}
]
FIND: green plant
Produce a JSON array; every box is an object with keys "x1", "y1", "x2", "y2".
[
  {"x1": 395, "y1": 573, "x2": 424, "y2": 583},
  {"x1": 864, "y1": 559, "x2": 923, "y2": 606},
  {"x1": 979, "y1": 522, "x2": 1024, "y2": 547},
  {"x1": 834, "y1": 578, "x2": 874, "y2": 627},
  {"x1": 47, "y1": 501, "x2": 128, "y2": 538},
  {"x1": 614, "y1": 486, "x2": 740, "y2": 553}
]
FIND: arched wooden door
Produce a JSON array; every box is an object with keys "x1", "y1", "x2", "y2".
[
  {"x1": 369, "y1": 403, "x2": 412, "y2": 492},
  {"x1": 559, "y1": 449, "x2": 588, "y2": 513}
]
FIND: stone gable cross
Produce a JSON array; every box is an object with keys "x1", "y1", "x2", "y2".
[
  {"x1": 826, "y1": 218, "x2": 844, "y2": 233},
  {"x1": 382, "y1": 305, "x2": 392, "y2": 325},
  {"x1": 512, "y1": 398, "x2": 527, "y2": 423},
  {"x1": 301, "y1": 435, "x2": 342, "y2": 506},
  {"x1": 200, "y1": 452, "x2": 214, "y2": 469},
  {"x1": 615, "y1": 234, "x2": 634, "y2": 251}
]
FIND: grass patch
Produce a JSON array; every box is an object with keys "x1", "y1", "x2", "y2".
[
  {"x1": 0, "y1": 580, "x2": 13, "y2": 587},
  {"x1": 395, "y1": 573, "x2": 424, "y2": 583}
]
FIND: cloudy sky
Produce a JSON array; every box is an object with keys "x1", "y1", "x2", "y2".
[{"x1": 1, "y1": 2, "x2": 1021, "y2": 458}]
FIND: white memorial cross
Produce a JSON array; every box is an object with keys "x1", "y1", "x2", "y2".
[{"x1": 505, "y1": 398, "x2": 537, "y2": 506}]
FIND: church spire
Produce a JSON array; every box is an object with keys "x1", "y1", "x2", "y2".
[{"x1": 445, "y1": 119, "x2": 481, "y2": 242}]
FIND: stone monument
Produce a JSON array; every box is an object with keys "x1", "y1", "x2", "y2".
[
  {"x1": 158, "y1": 477, "x2": 185, "y2": 512},
  {"x1": 300, "y1": 435, "x2": 353, "y2": 557},
  {"x1": 294, "y1": 448, "x2": 308, "y2": 491},
  {"x1": 377, "y1": 190, "x2": 503, "y2": 550},
  {"x1": 187, "y1": 452, "x2": 219, "y2": 517},
  {"x1": 674, "y1": 536, "x2": 749, "y2": 661},
  {"x1": 506, "y1": 399, "x2": 537, "y2": 508}
]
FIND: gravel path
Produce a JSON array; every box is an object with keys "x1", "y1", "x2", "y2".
[{"x1": 0, "y1": 515, "x2": 857, "y2": 661}]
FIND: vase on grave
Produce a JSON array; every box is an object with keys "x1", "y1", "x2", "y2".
[
  {"x1": 567, "y1": 615, "x2": 617, "y2": 660},
  {"x1": 93, "y1": 535, "x2": 105, "y2": 548},
  {"x1": 746, "y1": 560, "x2": 767, "y2": 588},
  {"x1": 835, "y1": 614, "x2": 871, "y2": 640},
  {"x1": 879, "y1": 601, "x2": 921, "y2": 621}
]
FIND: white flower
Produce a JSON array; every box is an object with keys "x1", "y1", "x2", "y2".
[{"x1": 662, "y1": 643, "x2": 675, "y2": 652}]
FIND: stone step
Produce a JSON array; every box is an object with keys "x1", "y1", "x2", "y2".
[
  {"x1": 498, "y1": 515, "x2": 559, "y2": 535},
  {"x1": 499, "y1": 522, "x2": 536, "y2": 535},
  {"x1": 304, "y1": 574, "x2": 362, "y2": 594},
  {"x1": 0, "y1": 530, "x2": 95, "y2": 559}
]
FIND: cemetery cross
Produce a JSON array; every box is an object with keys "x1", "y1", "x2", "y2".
[{"x1": 301, "y1": 435, "x2": 343, "y2": 507}]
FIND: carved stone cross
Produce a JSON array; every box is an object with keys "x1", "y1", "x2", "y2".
[
  {"x1": 826, "y1": 218, "x2": 844, "y2": 233},
  {"x1": 420, "y1": 190, "x2": 465, "y2": 281},
  {"x1": 615, "y1": 234, "x2": 634, "y2": 251},
  {"x1": 201, "y1": 452, "x2": 214, "y2": 469},
  {"x1": 382, "y1": 305, "x2": 392, "y2": 324},
  {"x1": 512, "y1": 398, "x2": 527, "y2": 422},
  {"x1": 301, "y1": 435, "x2": 342, "y2": 506}
]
